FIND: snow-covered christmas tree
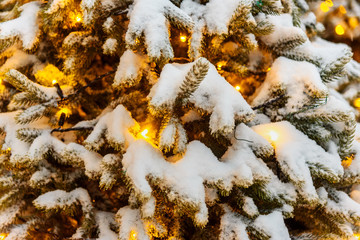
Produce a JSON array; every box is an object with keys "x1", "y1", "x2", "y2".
[{"x1": 1, "y1": 0, "x2": 360, "y2": 239}]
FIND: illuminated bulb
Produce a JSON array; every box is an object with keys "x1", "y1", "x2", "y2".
[
  {"x1": 180, "y1": 35, "x2": 187, "y2": 42},
  {"x1": 325, "y1": 0, "x2": 333, "y2": 7},
  {"x1": 52, "y1": 79, "x2": 57, "y2": 85},
  {"x1": 269, "y1": 130, "x2": 279, "y2": 142},
  {"x1": 354, "y1": 98, "x2": 360, "y2": 108},
  {"x1": 320, "y1": 2, "x2": 329, "y2": 12},
  {"x1": 216, "y1": 61, "x2": 226, "y2": 71},
  {"x1": 58, "y1": 108, "x2": 71, "y2": 118},
  {"x1": 342, "y1": 156, "x2": 353, "y2": 168},
  {"x1": 349, "y1": 17, "x2": 359, "y2": 29},
  {"x1": 140, "y1": 129, "x2": 149, "y2": 139},
  {"x1": 354, "y1": 234, "x2": 360, "y2": 239},
  {"x1": 235, "y1": 86, "x2": 241, "y2": 91},
  {"x1": 338, "y1": 5, "x2": 347, "y2": 14},
  {"x1": 335, "y1": 24, "x2": 345, "y2": 35},
  {"x1": 75, "y1": 14, "x2": 82, "y2": 23},
  {"x1": 0, "y1": 233, "x2": 7, "y2": 240},
  {"x1": 267, "y1": 67, "x2": 271, "y2": 72},
  {"x1": 135, "y1": 38, "x2": 140, "y2": 44},
  {"x1": 129, "y1": 230, "x2": 137, "y2": 240}
]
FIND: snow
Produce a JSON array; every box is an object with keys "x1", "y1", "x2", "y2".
[
  {"x1": 84, "y1": 105, "x2": 136, "y2": 151},
  {"x1": 126, "y1": 0, "x2": 193, "y2": 60},
  {"x1": 0, "y1": 49, "x2": 40, "y2": 74},
  {"x1": 257, "y1": 13, "x2": 307, "y2": 48},
  {"x1": 116, "y1": 207, "x2": 150, "y2": 240},
  {"x1": 113, "y1": 50, "x2": 146, "y2": 88},
  {"x1": 0, "y1": 203, "x2": 23, "y2": 228},
  {"x1": 122, "y1": 129, "x2": 276, "y2": 226},
  {"x1": 102, "y1": 38, "x2": 117, "y2": 55},
  {"x1": 95, "y1": 211, "x2": 117, "y2": 240},
  {"x1": 252, "y1": 121, "x2": 344, "y2": 202},
  {"x1": 33, "y1": 188, "x2": 92, "y2": 212},
  {"x1": 250, "y1": 56, "x2": 328, "y2": 114},
  {"x1": 219, "y1": 205, "x2": 249, "y2": 240},
  {"x1": 252, "y1": 211, "x2": 290, "y2": 240},
  {"x1": 149, "y1": 59, "x2": 254, "y2": 134},
  {"x1": 0, "y1": 2, "x2": 40, "y2": 50}
]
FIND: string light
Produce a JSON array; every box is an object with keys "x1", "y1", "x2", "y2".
[
  {"x1": 0, "y1": 233, "x2": 7, "y2": 240},
  {"x1": 52, "y1": 79, "x2": 57, "y2": 85},
  {"x1": 335, "y1": 24, "x2": 345, "y2": 35},
  {"x1": 57, "y1": 108, "x2": 71, "y2": 118},
  {"x1": 325, "y1": 0, "x2": 333, "y2": 7},
  {"x1": 349, "y1": 17, "x2": 359, "y2": 29},
  {"x1": 140, "y1": 129, "x2": 149, "y2": 139},
  {"x1": 75, "y1": 14, "x2": 82, "y2": 23},
  {"x1": 269, "y1": 130, "x2": 279, "y2": 142},
  {"x1": 267, "y1": 67, "x2": 271, "y2": 72},
  {"x1": 129, "y1": 230, "x2": 137, "y2": 240},
  {"x1": 180, "y1": 35, "x2": 187, "y2": 42},
  {"x1": 135, "y1": 38, "x2": 140, "y2": 44},
  {"x1": 354, "y1": 234, "x2": 360, "y2": 239},
  {"x1": 338, "y1": 5, "x2": 347, "y2": 14},
  {"x1": 235, "y1": 86, "x2": 241, "y2": 91},
  {"x1": 216, "y1": 61, "x2": 226, "y2": 71},
  {"x1": 320, "y1": 2, "x2": 329, "y2": 12},
  {"x1": 354, "y1": 98, "x2": 360, "y2": 108},
  {"x1": 342, "y1": 156, "x2": 353, "y2": 168}
]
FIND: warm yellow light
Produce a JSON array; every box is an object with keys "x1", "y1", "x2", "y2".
[
  {"x1": 129, "y1": 230, "x2": 137, "y2": 240},
  {"x1": 135, "y1": 38, "x2": 140, "y2": 44},
  {"x1": 0, "y1": 233, "x2": 7, "y2": 240},
  {"x1": 235, "y1": 86, "x2": 241, "y2": 91},
  {"x1": 325, "y1": 0, "x2": 333, "y2": 7},
  {"x1": 75, "y1": 14, "x2": 82, "y2": 23},
  {"x1": 217, "y1": 61, "x2": 226, "y2": 71},
  {"x1": 338, "y1": 5, "x2": 347, "y2": 14},
  {"x1": 140, "y1": 129, "x2": 149, "y2": 139},
  {"x1": 349, "y1": 17, "x2": 359, "y2": 29},
  {"x1": 354, "y1": 233, "x2": 360, "y2": 239},
  {"x1": 320, "y1": 2, "x2": 329, "y2": 12},
  {"x1": 269, "y1": 130, "x2": 279, "y2": 142},
  {"x1": 267, "y1": 67, "x2": 271, "y2": 72},
  {"x1": 58, "y1": 108, "x2": 71, "y2": 118},
  {"x1": 180, "y1": 35, "x2": 187, "y2": 42},
  {"x1": 342, "y1": 156, "x2": 353, "y2": 168},
  {"x1": 52, "y1": 79, "x2": 57, "y2": 85},
  {"x1": 354, "y1": 98, "x2": 360, "y2": 108},
  {"x1": 335, "y1": 24, "x2": 345, "y2": 35}
]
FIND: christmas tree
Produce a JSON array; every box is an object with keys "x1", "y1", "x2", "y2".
[{"x1": 1, "y1": 0, "x2": 360, "y2": 239}]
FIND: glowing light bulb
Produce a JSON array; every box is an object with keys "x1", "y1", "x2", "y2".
[
  {"x1": 140, "y1": 129, "x2": 149, "y2": 139},
  {"x1": 58, "y1": 108, "x2": 71, "y2": 118},
  {"x1": 129, "y1": 230, "x2": 137, "y2": 240},
  {"x1": 135, "y1": 38, "x2": 140, "y2": 44},
  {"x1": 180, "y1": 35, "x2": 187, "y2": 42},
  {"x1": 354, "y1": 233, "x2": 360, "y2": 239},
  {"x1": 75, "y1": 14, "x2": 82, "y2": 23},
  {"x1": 320, "y1": 2, "x2": 329, "y2": 12},
  {"x1": 216, "y1": 61, "x2": 226, "y2": 71},
  {"x1": 267, "y1": 67, "x2": 271, "y2": 72},
  {"x1": 325, "y1": 0, "x2": 333, "y2": 7},
  {"x1": 335, "y1": 24, "x2": 345, "y2": 35},
  {"x1": 52, "y1": 79, "x2": 58, "y2": 85},
  {"x1": 354, "y1": 98, "x2": 360, "y2": 108},
  {"x1": 0, "y1": 233, "x2": 7, "y2": 240},
  {"x1": 235, "y1": 86, "x2": 241, "y2": 91},
  {"x1": 349, "y1": 17, "x2": 359, "y2": 29},
  {"x1": 338, "y1": 5, "x2": 347, "y2": 14},
  {"x1": 269, "y1": 130, "x2": 279, "y2": 142},
  {"x1": 342, "y1": 156, "x2": 353, "y2": 168}
]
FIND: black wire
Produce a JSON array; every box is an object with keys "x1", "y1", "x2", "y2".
[{"x1": 51, "y1": 126, "x2": 93, "y2": 134}]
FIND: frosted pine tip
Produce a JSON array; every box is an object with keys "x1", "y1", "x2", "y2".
[
  {"x1": 349, "y1": 17, "x2": 359, "y2": 29},
  {"x1": 0, "y1": 233, "x2": 7, "y2": 240},
  {"x1": 140, "y1": 129, "x2": 149, "y2": 139},
  {"x1": 235, "y1": 86, "x2": 241, "y2": 91},
  {"x1": 335, "y1": 24, "x2": 345, "y2": 35},
  {"x1": 52, "y1": 79, "x2": 57, "y2": 85},
  {"x1": 354, "y1": 98, "x2": 360, "y2": 108},
  {"x1": 268, "y1": 130, "x2": 279, "y2": 142},
  {"x1": 338, "y1": 5, "x2": 347, "y2": 14},
  {"x1": 180, "y1": 35, "x2": 187, "y2": 42},
  {"x1": 320, "y1": 2, "x2": 329, "y2": 12}
]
